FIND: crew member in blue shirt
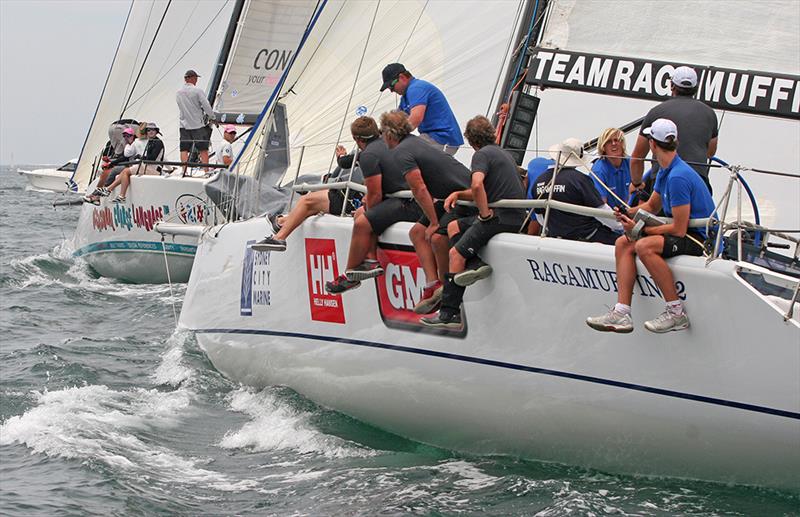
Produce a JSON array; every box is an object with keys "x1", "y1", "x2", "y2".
[
  {"x1": 591, "y1": 127, "x2": 631, "y2": 209},
  {"x1": 380, "y1": 63, "x2": 463, "y2": 155},
  {"x1": 586, "y1": 118, "x2": 715, "y2": 334}
]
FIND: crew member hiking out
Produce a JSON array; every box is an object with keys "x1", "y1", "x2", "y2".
[
  {"x1": 421, "y1": 116, "x2": 528, "y2": 328},
  {"x1": 379, "y1": 111, "x2": 475, "y2": 314}
]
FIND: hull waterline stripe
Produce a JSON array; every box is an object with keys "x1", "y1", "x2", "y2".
[
  {"x1": 192, "y1": 328, "x2": 800, "y2": 421},
  {"x1": 74, "y1": 240, "x2": 197, "y2": 257}
]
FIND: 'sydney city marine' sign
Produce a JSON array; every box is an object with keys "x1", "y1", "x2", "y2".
[{"x1": 526, "y1": 48, "x2": 800, "y2": 120}]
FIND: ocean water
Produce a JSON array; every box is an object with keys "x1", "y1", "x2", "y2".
[{"x1": 0, "y1": 168, "x2": 797, "y2": 516}]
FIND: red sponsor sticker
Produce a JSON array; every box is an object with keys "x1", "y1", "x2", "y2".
[
  {"x1": 375, "y1": 245, "x2": 466, "y2": 337},
  {"x1": 304, "y1": 238, "x2": 346, "y2": 324}
]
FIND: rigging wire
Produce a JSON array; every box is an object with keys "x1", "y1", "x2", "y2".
[
  {"x1": 152, "y1": 0, "x2": 200, "y2": 86},
  {"x1": 121, "y1": 0, "x2": 157, "y2": 117},
  {"x1": 124, "y1": 0, "x2": 231, "y2": 111},
  {"x1": 326, "y1": 0, "x2": 382, "y2": 177},
  {"x1": 121, "y1": 1, "x2": 173, "y2": 116}
]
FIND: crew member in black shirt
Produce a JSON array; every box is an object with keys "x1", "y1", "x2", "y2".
[
  {"x1": 325, "y1": 117, "x2": 422, "y2": 293},
  {"x1": 421, "y1": 116, "x2": 526, "y2": 328},
  {"x1": 528, "y1": 138, "x2": 620, "y2": 244},
  {"x1": 379, "y1": 110, "x2": 474, "y2": 314}
]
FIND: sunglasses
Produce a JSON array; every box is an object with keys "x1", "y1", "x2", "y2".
[
  {"x1": 389, "y1": 77, "x2": 400, "y2": 90},
  {"x1": 147, "y1": 128, "x2": 158, "y2": 131},
  {"x1": 123, "y1": 134, "x2": 135, "y2": 138}
]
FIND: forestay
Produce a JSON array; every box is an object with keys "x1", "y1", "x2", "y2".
[
  {"x1": 73, "y1": 0, "x2": 236, "y2": 192},
  {"x1": 230, "y1": 0, "x2": 526, "y2": 213}
]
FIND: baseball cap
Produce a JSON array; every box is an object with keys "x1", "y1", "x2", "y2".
[
  {"x1": 223, "y1": 124, "x2": 237, "y2": 134},
  {"x1": 671, "y1": 66, "x2": 697, "y2": 88},
  {"x1": 122, "y1": 127, "x2": 135, "y2": 136},
  {"x1": 380, "y1": 63, "x2": 407, "y2": 91},
  {"x1": 642, "y1": 118, "x2": 678, "y2": 143},
  {"x1": 184, "y1": 69, "x2": 200, "y2": 78}
]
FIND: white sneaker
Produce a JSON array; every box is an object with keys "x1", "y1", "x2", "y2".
[
  {"x1": 644, "y1": 311, "x2": 690, "y2": 333},
  {"x1": 586, "y1": 309, "x2": 634, "y2": 333}
]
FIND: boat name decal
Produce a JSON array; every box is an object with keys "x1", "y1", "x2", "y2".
[
  {"x1": 526, "y1": 259, "x2": 686, "y2": 300},
  {"x1": 304, "y1": 238, "x2": 346, "y2": 324},
  {"x1": 527, "y1": 48, "x2": 799, "y2": 120},
  {"x1": 240, "y1": 241, "x2": 272, "y2": 316},
  {"x1": 91, "y1": 203, "x2": 169, "y2": 233}
]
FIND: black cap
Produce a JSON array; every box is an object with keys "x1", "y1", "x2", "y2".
[
  {"x1": 380, "y1": 63, "x2": 407, "y2": 91},
  {"x1": 184, "y1": 69, "x2": 200, "y2": 78}
]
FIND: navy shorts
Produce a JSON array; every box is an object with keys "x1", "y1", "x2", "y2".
[
  {"x1": 365, "y1": 197, "x2": 422, "y2": 235},
  {"x1": 327, "y1": 189, "x2": 362, "y2": 216},
  {"x1": 661, "y1": 232, "x2": 705, "y2": 258},
  {"x1": 418, "y1": 202, "x2": 478, "y2": 236},
  {"x1": 454, "y1": 215, "x2": 521, "y2": 259}
]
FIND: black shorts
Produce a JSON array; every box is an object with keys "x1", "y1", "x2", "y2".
[
  {"x1": 661, "y1": 232, "x2": 705, "y2": 259},
  {"x1": 327, "y1": 189, "x2": 362, "y2": 216},
  {"x1": 584, "y1": 225, "x2": 620, "y2": 245},
  {"x1": 418, "y1": 202, "x2": 478, "y2": 235},
  {"x1": 365, "y1": 197, "x2": 422, "y2": 235},
  {"x1": 179, "y1": 126, "x2": 212, "y2": 152},
  {"x1": 454, "y1": 216, "x2": 520, "y2": 259}
]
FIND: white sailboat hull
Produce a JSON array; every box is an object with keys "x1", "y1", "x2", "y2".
[
  {"x1": 179, "y1": 215, "x2": 800, "y2": 489},
  {"x1": 73, "y1": 175, "x2": 219, "y2": 283},
  {"x1": 19, "y1": 168, "x2": 73, "y2": 193}
]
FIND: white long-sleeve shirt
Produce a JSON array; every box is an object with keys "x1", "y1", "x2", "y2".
[{"x1": 176, "y1": 82, "x2": 214, "y2": 130}]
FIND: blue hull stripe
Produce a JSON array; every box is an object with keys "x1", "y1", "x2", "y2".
[
  {"x1": 193, "y1": 327, "x2": 800, "y2": 420},
  {"x1": 74, "y1": 240, "x2": 197, "y2": 257}
]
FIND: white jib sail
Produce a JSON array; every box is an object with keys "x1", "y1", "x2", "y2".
[
  {"x1": 234, "y1": 0, "x2": 526, "y2": 185},
  {"x1": 73, "y1": 0, "x2": 236, "y2": 192}
]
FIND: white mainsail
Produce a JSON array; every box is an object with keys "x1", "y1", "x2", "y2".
[
  {"x1": 73, "y1": 0, "x2": 236, "y2": 192},
  {"x1": 234, "y1": 0, "x2": 526, "y2": 184}
]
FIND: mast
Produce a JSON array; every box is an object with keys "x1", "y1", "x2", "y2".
[{"x1": 207, "y1": 0, "x2": 247, "y2": 107}]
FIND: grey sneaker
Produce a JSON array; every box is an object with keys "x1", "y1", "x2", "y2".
[
  {"x1": 413, "y1": 281, "x2": 443, "y2": 314},
  {"x1": 420, "y1": 311, "x2": 462, "y2": 329},
  {"x1": 325, "y1": 274, "x2": 361, "y2": 294},
  {"x1": 586, "y1": 309, "x2": 634, "y2": 333},
  {"x1": 346, "y1": 260, "x2": 384, "y2": 281},
  {"x1": 644, "y1": 311, "x2": 690, "y2": 333},
  {"x1": 251, "y1": 236, "x2": 286, "y2": 252},
  {"x1": 454, "y1": 258, "x2": 493, "y2": 287}
]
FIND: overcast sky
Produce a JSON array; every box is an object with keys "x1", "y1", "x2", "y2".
[{"x1": 0, "y1": 1, "x2": 130, "y2": 166}]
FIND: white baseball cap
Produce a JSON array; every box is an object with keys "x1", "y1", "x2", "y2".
[
  {"x1": 671, "y1": 66, "x2": 697, "y2": 88},
  {"x1": 642, "y1": 118, "x2": 678, "y2": 143}
]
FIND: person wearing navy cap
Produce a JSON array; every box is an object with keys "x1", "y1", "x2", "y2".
[{"x1": 380, "y1": 63, "x2": 463, "y2": 155}]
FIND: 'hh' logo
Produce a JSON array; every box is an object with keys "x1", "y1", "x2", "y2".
[
  {"x1": 376, "y1": 244, "x2": 466, "y2": 338},
  {"x1": 304, "y1": 238, "x2": 345, "y2": 324}
]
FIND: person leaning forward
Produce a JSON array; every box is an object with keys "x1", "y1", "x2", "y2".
[
  {"x1": 420, "y1": 116, "x2": 528, "y2": 329},
  {"x1": 380, "y1": 110, "x2": 475, "y2": 314},
  {"x1": 586, "y1": 118, "x2": 715, "y2": 334},
  {"x1": 380, "y1": 63, "x2": 463, "y2": 155},
  {"x1": 630, "y1": 66, "x2": 718, "y2": 194}
]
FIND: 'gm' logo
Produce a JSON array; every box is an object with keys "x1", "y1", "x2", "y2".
[
  {"x1": 376, "y1": 245, "x2": 466, "y2": 338},
  {"x1": 304, "y1": 238, "x2": 345, "y2": 324}
]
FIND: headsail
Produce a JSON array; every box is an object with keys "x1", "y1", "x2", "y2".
[
  {"x1": 227, "y1": 0, "x2": 527, "y2": 218},
  {"x1": 72, "y1": 0, "x2": 236, "y2": 192}
]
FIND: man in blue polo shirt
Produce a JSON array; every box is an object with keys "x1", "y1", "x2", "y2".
[
  {"x1": 586, "y1": 118, "x2": 715, "y2": 334},
  {"x1": 380, "y1": 63, "x2": 463, "y2": 155}
]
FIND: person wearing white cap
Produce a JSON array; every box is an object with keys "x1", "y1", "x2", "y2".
[
  {"x1": 586, "y1": 118, "x2": 715, "y2": 334},
  {"x1": 526, "y1": 137, "x2": 622, "y2": 245},
  {"x1": 630, "y1": 65, "x2": 718, "y2": 194},
  {"x1": 218, "y1": 124, "x2": 238, "y2": 167}
]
